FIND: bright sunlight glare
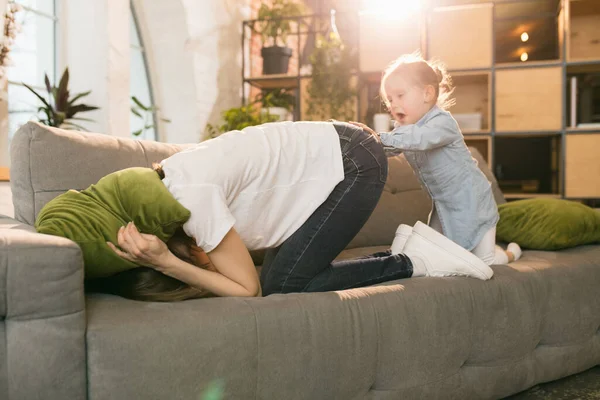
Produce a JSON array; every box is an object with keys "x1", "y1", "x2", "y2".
[{"x1": 359, "y1": 0, "x2": 422, "y2": 19}]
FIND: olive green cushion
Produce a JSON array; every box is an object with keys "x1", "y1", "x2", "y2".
[
  {"x1": 497, "y1": 198, "x2": 600, "y2": 250},
  {"x1": 35, "y1": 167, "x2": 191, "y2": 278}
]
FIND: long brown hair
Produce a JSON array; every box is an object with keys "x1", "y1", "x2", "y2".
[
  {"x1": 86, "y1": 267, "x2": 211, "y2": 302},
  {"x1": 88, "y1": 230, "x2": 214, "y2": 302}
]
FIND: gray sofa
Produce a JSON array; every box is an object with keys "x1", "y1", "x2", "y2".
[{"x1": 1, "y1": 121, "x2": 599, "y2": 400}]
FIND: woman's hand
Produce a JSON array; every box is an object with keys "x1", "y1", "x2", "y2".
[
  {"x1": 107, "y1": 222, "x2": 172, "y2": 270},
  {"x1": 349, "y1": 121, "x2": 380, "y2": 142}
]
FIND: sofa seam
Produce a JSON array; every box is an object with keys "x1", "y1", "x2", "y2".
[
  {"x1": 369, "y1": 290, "x2": 381, "y2": 392},
  {"x1": 3, "y1": 240, "x2": 7, "y2": 399},
  {"x1": 32, "y1": 189, "x2": 74, "y2": 194},
  {"x1": 371, "y1": 369, "x2": 462, "y2": 392},
  {"x1": 28, "y1": 123, "x2": 36, "y2": 224},
  {"x1": 138, "y1": 141, "x2": 150, "y2": 166},
  {"x1": 465, "y1": 279, "x2": 476, "y2": 364},
  {"x1": 241, "y1": 298, "x2": 260, "y2": 400},
  {"x1": 7, "y1": 304, "x2": 85, "y2": 322}
]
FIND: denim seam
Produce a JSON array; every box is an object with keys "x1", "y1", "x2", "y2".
[
  {"x1": 359, "y1": 141, "x2": 387, "y2": 184},
  {"x1": 280, "y1": 155, "x2": 361, "y2": 292}
]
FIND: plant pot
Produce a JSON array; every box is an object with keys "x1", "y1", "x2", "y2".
[
  {"x1": 261, "y1": 46, "x2": 293, "y2": 75},
  {"x1": 261, "y1": 107, "x2": 290, "y2": 121}
]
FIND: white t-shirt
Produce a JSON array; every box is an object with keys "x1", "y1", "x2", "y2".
[{"x1": 161, "y1": 121, "x2": 344, "y2": 252}]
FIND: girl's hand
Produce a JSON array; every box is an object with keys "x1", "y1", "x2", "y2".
[
  {"x1": 107, "y1": 222, "x2": 172, "y2": 270},
  {"x1": 349, "y1": 121, "x2": 380, "y2": 141}
]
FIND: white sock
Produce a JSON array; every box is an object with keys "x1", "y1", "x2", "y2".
[
  {"x1": 493, "y1": 245, "x2": 509, "y2": 265},
  {"x1": 410, "y1": 255, "x2": 427, "y2": 277},
  {"x1": 507, "y1": 243, "x2": 522, "y2": 261}
]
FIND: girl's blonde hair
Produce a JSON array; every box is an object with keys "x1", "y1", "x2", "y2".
[{"x1": 380, "y1": 52, "x2": 455, "y2": 111}]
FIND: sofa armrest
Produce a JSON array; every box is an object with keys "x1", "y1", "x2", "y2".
[{"x1": 0, "y1": 215, "x2": 86, "y2": 400}]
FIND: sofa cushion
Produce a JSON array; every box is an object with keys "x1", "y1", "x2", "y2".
[
  {"x1": 35, "y1": 167, "x2": 191, "y2": 278},
  {"x1": 497, "y1": 198, "x2": 600, "y2": 250},
  {"x1": 347, "y1": 147, "x2": 504, "y2": 249},
  {"x1": 10, "y1": 121, "x2": 189, "y2": 226}
]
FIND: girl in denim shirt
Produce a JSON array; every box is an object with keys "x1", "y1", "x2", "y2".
[{"x1": 352, "y1": 54, "x2": 521, "y2": 265}]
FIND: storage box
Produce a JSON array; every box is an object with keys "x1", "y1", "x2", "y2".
[{"x1": 453, "y1": 113, "x2": 483, "y2": 131}]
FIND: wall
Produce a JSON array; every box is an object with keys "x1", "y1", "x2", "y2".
[
  {"x1": 134, "y1": 0, "x2": 252, "y2": 143},
  {"x1": 0, "y1": 0, "x2": 252, "y2": 218}
]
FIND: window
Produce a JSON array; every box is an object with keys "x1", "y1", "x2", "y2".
[
  {"x1": 130, "y1": 4, "x2": 157, "y2": 141},
  {"x1": 7, "y1": 0, "x2": 58, "y2": 150}
]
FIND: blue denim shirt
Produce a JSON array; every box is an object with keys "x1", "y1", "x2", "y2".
[{"x1": 380, "y1": 105, "x2": 498, "y2": 251}]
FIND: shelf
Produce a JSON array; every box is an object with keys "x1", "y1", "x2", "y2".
[
  {"x1": 244, "y1": 74, "x2": 303, "y2": 90},
  {"x1": 428, "y1": 4, "x2": 493, "y2": 70},
  {"x1": 495, "y1": 135, "x2": 561, "y2": 196},
  {"x1": 565, "y1": 133, "x2": 600, "y2": 197},
  {"x1": 494, "y1": 60, "x2": 562, "y2": 69},
  {"x1": 494, "y1": 130, "x2": 563, "y2": 137},
  {"x1": 463, "y1": 130, "x2": 491, "y2": 135},
  {"x1": 494, "y1": 0, "x2": 561, "y2": 64},
  {"x1": 451, "y1": 72, "x2": 490, "y2": 132},
  {"x1": 566, "y1": 127, "x2": 600, "y2": 133},
  {"x1": 567, "y1": 0, "x2": 600, "y2": 62},
  {"x1": 566, "y1": 64, "x2": 600, "y2": 128},
  {"x1": 504, "y1": 193, "x2": 562, "y2": 199},
  {"x1": 495, "y1": 66, "x2": 562, "y2": 131},
  {"x1": 464, "y1": 135, "x2": 491, "y2": 168}
]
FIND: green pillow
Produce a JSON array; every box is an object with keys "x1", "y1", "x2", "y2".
[
  {"x1": 35, "y1": 167, "x2": 191, "y2": 278},
  {"x1": 497, "y1": 198, "x2": 600, "y2": 250}
]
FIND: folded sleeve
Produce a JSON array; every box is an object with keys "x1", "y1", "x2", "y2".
[{"x1": 175, "y1": 184, "x2": 236, "y2": 252}]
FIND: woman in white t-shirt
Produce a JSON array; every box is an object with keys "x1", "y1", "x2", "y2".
[{"x1": 108, "y1": 121, "x2": 493, "y2": 301}]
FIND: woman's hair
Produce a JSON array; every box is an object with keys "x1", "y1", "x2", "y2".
[
  {"x1": 153, "y1": 162, "x2": 165, "y2": 180},
  {"x1": 87, "y1": 229, "x2": 214, "y2": 302},
  {"x1": 86, "y1": 267, "x2": 211, "y2": 302},
  {"x1": 380, "y1": 52, "x2": 455, "y2": 111}
]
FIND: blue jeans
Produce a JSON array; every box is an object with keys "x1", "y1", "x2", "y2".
[{"x1": 260, "y1": 122, "x2": 413, "y2": 295}]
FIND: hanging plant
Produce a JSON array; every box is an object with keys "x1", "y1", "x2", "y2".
[{"x1": 305, "y1": 32, "x2": 357, "y2": 121}]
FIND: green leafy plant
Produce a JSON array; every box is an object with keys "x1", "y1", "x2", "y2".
[
  {"x1": 130, "y1": 96, "x2": 171, "y2": 137},
  {"x1": 256, "y1": 88, "x2": 295, "y2": 110},
  {"x1": 205, "y1": 103, "x2": 278, "y2": 138},
  {"x1": 23, "y1": 67, "x2": 99, "y2": 130},
  {"x1": 306, "y1": 33, "x2": 357, "y2": 121},
  {"x1": 252, "y1": 0, "x2": 305, "y2": 47}
]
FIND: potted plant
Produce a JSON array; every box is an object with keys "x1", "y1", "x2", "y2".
[
  {"x1": 252, "y1": 0, "x2": 304, "y2": 75},
  {"x1": 256, "y1": 88, "x2": 296, "y2": 121},
  {"x1": 23, "y1": 67, "x2": 99, "y2": 130},
  {"x1": 205, "y1": 103, "x2": 279, "y2": 139},
  {"x1": 306, "y1": 33, "x2": 357, "y2": 121}
]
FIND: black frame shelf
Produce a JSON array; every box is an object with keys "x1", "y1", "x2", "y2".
[{"x1": 241, "y1": 0, "x2": 600, "y2": 201}]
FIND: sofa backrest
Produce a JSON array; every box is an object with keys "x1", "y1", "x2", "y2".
[
  {"x1": 10, "y1": 122, "x2": 189, "y2": 226},
  {"x1": 10, "y1": 122, "x2": 505, "y2": 249},
  {"x1": 347, "y1": 146, "x2": 506, "y2": 249}
]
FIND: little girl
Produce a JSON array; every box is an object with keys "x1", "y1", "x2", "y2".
[{"x1": 351, "y1": 53, "x2": 521, "y2": 265}]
